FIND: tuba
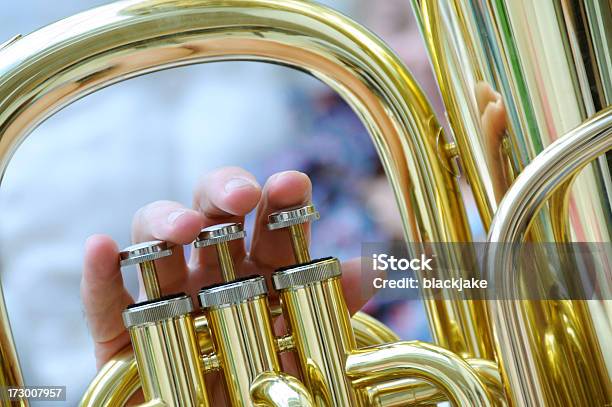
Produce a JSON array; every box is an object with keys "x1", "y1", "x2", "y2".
[{"x1": 0, "y1": 0, "x2": 610, "y2": 405}]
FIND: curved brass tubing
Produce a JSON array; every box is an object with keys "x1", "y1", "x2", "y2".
[
  {"x1": 345, "y1": 341, "x2": 494, "y2": 406},
  {"x1": 80, "y1": 312, "x2": 396, "y2": 406},
  {"x1": 250, "y1": 371, "x2": 315, "y2": 407},
  {"x1": 0, "y1": 0, "x2": 475, "y2": 396},
  {"x1": 352, "y1": 357, "x2": 504, "y2": 407},
  {"x1": 80, "y1": 347, "x2": 140, "y2": 407},
  {"x1": 351, "y1": 312, "x2": 400, "y2": 345},
  {"x1": 486, "y1": 107, "x2": 612, "y2": 406}
]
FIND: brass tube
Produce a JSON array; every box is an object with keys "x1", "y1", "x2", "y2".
[
  {"x1": 205, "y1": 295, "x2": 280, "y2": 405},
  {"x1": 278, "y1": 276, "x2": 357, "y2": 406},
  {"x1": 362, "y1": 378, "x2": 443, "y2": 407},
  {"x1": 215, "y1": 242, "x2": 236, "y2": 282},
  {"x1": 129, "y1": 314, "x2": 209, "y2": 406},
  {"x1": 137, "y1": 399, "x2": 166, "y2": 407},
  {"x1": 139, "y1": 261, "x2": 162, "y2": 300},
  {"x1": 82, "y1": 312, "x2": 396, "y2": 405},
  {"x1": 250, "y1": 371, "x2": 315, "y2": 407},
  {"x1": 193, "y1": 314, "x2": 214, "y2": 355},
  {"x1": 0, "y1": 284, "x2": 26, "y2": 407},
  {"x1": 0, "y1": 2, "x2": 474, "y2": 392},
  {"x1": 80, "y1": 346, "x2": 139, "y2": 407},
  {"x1": 288, "y1": 224, "x2": 310, "y2": 263},
  {"x1": 351, "y1": 311, "x2": 400, "y2": 345},
  {"x1": 487, "y1": 108, "x2": 612, "y2": 406},
  {"x1": 358, "y1": 358, "x2": 505, "y2": 407},
  {"x1": 346, "y1": 341, "x2": 493, "y2": 406}
]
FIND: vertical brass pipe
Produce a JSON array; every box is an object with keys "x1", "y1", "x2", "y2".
[
  {"x1": 198, "y1": 276, "x2": 303, "y2": 406},
  {"x1": 215, "y1": 242, "x2": 236, "y2": 282},
  {"x1": 288, "y1": 225, "x2": 310, "y2": 264},
  {"x1": 204, "y1": 295, "x2": 280, "y2": 405},
  {"x1": 273, "y1": 258, "x2": 357, "y2": 406},
  {"x1": 124, "y1": 296, "x2": 209, "y2": 407},
  {"x1": 139, "y1": 261, "x2": 162, "y2": 300}
]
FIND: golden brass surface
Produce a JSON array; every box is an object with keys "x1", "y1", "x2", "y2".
[
  {"x1": 351, "y1": 311, "x2": 399, "y2": 345},
  {"x1": 288, "y1": 225, "x2": 311, "y2": 264},
  {"x1": 194, "y1": 310, "x2": 396, "y2": 358},
  {"x1": 215, "y1": 242, "x2": 237, "y2": 282},
  {"x1": 129, "y1": 313, "x2": 209, "y2": 406},
  {"x1": 0, "y1": 0, "x2": 474, "y2": 401},
  {"x1": 250, "y1": 371, "x2": 315, "y2": 407},
  {"x1": 413, "y1": 0, "x2": 612, "y2": 405},
  {"x1": 81, "y1": 312, "x2": 398, "y2": 406},
  {"x1": 487, "y1": 109, "x2": 612, "y2": 406},
  {"x1": 346, "y1": 341, "x2": 493, "y2": 406},
  {"x1": 0, "y1": 0, "x2": 610, "y2": 405},
  {"x1": 204, "y1": 295, "x2": 280, "y2": 406},
  {"x1": 278, "y1": 275, "x2": 357, "y2": 406},
  {"x1": 355, "y1": 358, "x2": 504, "y2": 407},
  {"x1": 0, "y1": 284, "x2": 25, "y2": 407},
  {"x1": 346, "y1": 342, "x2": 494, "y2": 406},
  {"x1": 80, "y1": 346, "x2": 139, "y2": 407},
  {"x1": 140, "y1": 261, "x2": 162, "y2": 300}
]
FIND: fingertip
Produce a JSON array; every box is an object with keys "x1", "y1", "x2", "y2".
[
  {"x1": 482, "y1": 98, "x2": 507, "y2": 143},
  {"x1": 83, "y1": 234, "x2": 122, "y2": 286},
  {"x1": 265, "y1": 170, "x2": 311, "y2": 208},
  {"x1": 84, "y1": 235, "x2": 119, "y2": 266},
  {"x1": 197, "y1": 167, "x2": 262, "y2": 217},
  {"x1": 220, "y1": 180, "x2": 262, "y2": 215},
  {"x1": 165, "y1": 208, "x2": 205, "y2": 244}
]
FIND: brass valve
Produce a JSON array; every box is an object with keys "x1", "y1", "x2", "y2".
[
  {"x1": 119, "y1": 240, "x2": 173, "y2": 300},
  {"x1": 193, "y1": 222, "x2": 245, "y2": 282},
  {"x1": 267, "y1": 203, "x2": 319, "y2": 264}
]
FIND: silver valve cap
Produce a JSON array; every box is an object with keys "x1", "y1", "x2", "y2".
[
  {"x1": 272, "y1": 257, "x2": 341, "y2": 291},
  {"x1": 194, "y1": 222, "x2": 246, "y2": 248},
  {"x1": 199, "y1": 276, "x2": 268, "y2": 308},
  {"x1": 267, "y1": 203, "x2": 320, "y2": 231},
  {"x1": 122, "y1": 294, "x2": 194, "y2": 328},
  {"x1": 119, "y1": 240, "x2": 173, "y2": 267}
]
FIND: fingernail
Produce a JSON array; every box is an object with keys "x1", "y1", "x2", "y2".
[
  {"x1": 167, "y1": 209, "x2": 187, "y2": 225},
  {"x1": 224, "y1": 177, "x2": 259, "y2": 193},
  {"x1": 271, "y1": 170, "x2": 305, "y2": 184}
]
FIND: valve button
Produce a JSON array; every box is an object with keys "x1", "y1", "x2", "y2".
[
  {"x1": 194, "y1": 222, "x2": 246, "y2": 248},
  {"x1": 119, "y1": 240, "x2": 173, "y2": 267},
  {"x1": 267, "y1": 204, "x2": 320, "y2": 231}
]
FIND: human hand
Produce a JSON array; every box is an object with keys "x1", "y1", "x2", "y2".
[{"x1": 81, "y1": 167, "x2": 371, "y2": 402}]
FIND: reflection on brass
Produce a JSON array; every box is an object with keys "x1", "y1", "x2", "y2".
[
  {"x1": 487, "y1": 110, "x2": 612, "y2": 406},
  {"x1": 194, "y1": 223, "x2": 246, "y2": 282},
  {"x1": 268, "y1": 204, "x2": 320, "y2": 264},
  {"x1": 250, "y1": 371, "x2": 315, "y2": 407},
  {"x1": 0, "y1": 0, "x2": 609, "y2": 406}
]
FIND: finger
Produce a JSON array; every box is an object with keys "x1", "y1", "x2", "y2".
[
  {"x1": 340, "y1": 258, "x2": 380, "y2": 314},
  {"x1": 81, "y1": 234, "x2": 133, "y2": 368},
  {"x1": 190, "y1": 167, "x2": 262, "y2": 282},
  {"x1": 475, "y1": 81, "x2": 500, "y2": 115},
  {"x1": 132, "y1": 200, "x2": 204, "y2": 296},
  {"x1": 250, "y1": 171, "x2": 312, "y2": 269},
  {"x1": 481, "y1": 96, "x2": 509, "y2": 202}
]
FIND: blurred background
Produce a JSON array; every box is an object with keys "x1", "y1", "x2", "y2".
[{"x1": 0, "y1": 0, "x2": 480, "y2": 404}]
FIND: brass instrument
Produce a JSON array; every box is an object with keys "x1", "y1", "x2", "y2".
[{"x1": 0, "y1": 0, "x2": 610, "y2": 406}]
